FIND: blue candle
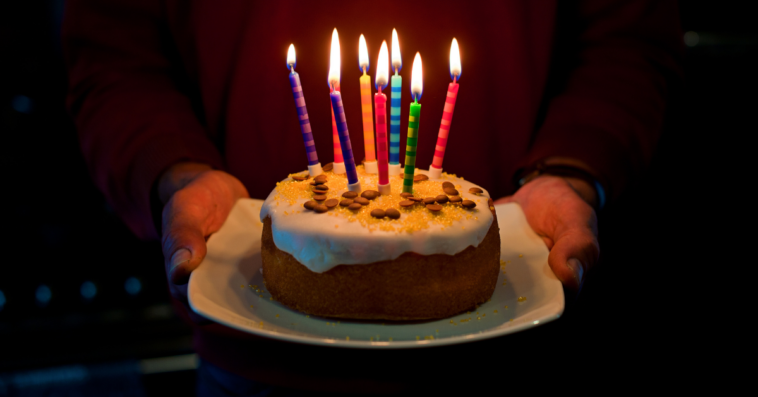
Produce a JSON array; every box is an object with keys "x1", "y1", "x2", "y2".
[
  {"x1": 330, "y1": 90, "x2": 359, "y2": 186},
  {"x1": 389, "y1": 29, "x2": 403, "y2": 166}
]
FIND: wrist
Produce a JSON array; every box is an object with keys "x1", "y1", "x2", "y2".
[
  {"x1": 514, "y1": 158, "x2": 606, "y2": 210},
  {"x1": 552, "y1": 176, "x2": 598, "y2": 209}
]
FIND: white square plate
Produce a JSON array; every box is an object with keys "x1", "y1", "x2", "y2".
[{"x1": 188, "y1": 199, "x2": 563, "y2": 348}]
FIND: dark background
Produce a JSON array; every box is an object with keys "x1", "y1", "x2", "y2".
[{"x1": 0, "y1": 1, "x2": 753, "y2": 394}]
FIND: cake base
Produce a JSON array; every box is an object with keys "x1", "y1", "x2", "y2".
[{"x1": 260, "y1": 212, "x2": 500, "y2": 321}]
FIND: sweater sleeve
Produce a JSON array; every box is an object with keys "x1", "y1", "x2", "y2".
[
  {"x1": 63, "y1": 0, "x2": 224, "y2": 240},
  {"x1": 523, "y1": 0, "x2": 683, "y2": 201}
]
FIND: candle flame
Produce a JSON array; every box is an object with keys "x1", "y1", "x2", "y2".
[
  {"x1": 376, "y1": 41, "x2": 389, "y2": 90},
  {"x1": 359, "y1": 34, "x2": 369, "y2": 72},
  {"x1": 391, "y1": 28, "x2": 402, "y2": 72},
  {"x1": 411, "y1": 52, "x2": 422, "y2": 100},
  {"x1": 328, "y1": 28, "x2": 340, "y2": 88},
  {"x1": 450, "y1": 38, "x2": 461, "y2": 81},
  {"x1": 287, "y1": 44, "x2": 296, "y2": 70}
]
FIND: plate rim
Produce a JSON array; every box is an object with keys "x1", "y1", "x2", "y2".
[{"x1": 188, "y1": 199, "x2": 564, "y2": 349}]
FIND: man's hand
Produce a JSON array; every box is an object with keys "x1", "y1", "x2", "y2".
[
  {"x1": 158, "y1": 162, "x2": 249, "y2": 304},
  {"x1": 495, "y1": 175, "x2": 599, "y2": 292}
]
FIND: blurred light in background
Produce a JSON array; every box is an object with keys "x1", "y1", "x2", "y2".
[
  {"x1": 684, "y1": 31, "x2": 700, "y2": 47},
  {"x1": 11, "y1": 95, "x2": 34, "y2": 114},
  {"x1": 124, "y1": 277, "x2": 142, "y2": 296},
  {"x1": 35, "y1": 285, "x2": 52, "y2": 307},
  {"x1": 0, "y1": 289, "x2": 6, "y2": 311},
  {"x1": 80, "y1": 281, "x2": 97, "y2": 300}
]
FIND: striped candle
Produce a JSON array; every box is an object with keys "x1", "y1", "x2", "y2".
[
  {"x1": 330, "y1": 91, "x2": 360, "y2": 186},
  {"x1": 402, "y1": 102, "x2": 421, "y2": 193},
  {"x1": 360, "y1": 74, "x2": 375, "y2": 162},
  {"x1": 430, "y1": 38, "x2": 462, "y2": 176},
  {"x1": 375, "y1": 92, "x2": 389, "y2": 186},
  {"x1": 403, "y1": 53, "x2": 423, "y2": 194},
  {"x1": 389, "y1": 75, "x2": 402, "y2": 165},
  {"x1": 287, "y1": 44, "x2": 320, "y2": 176},
  {"x1": 289, "y1": 71, "x2": 318, "y2": 166},
  {"x1": 330, "y1": 81, "x2": 344, "y2": 165},
  {"x1": 389, "y1": 29, "x2": 403, "y2": 167},
  {"x1": 431, "y1": 82, "x2": 458, "y2": 170}
]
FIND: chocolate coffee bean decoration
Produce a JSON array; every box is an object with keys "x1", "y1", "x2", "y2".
[
  {"x1": 385, "y1": 208, "x2": 401, "y2": 219},
  {"x1": 426, "y1": 204, "x2": 443, "y2": 212},
  {"x1": 361, "y1": 190, "x2": 379, "y2": 200},
  {"x1": 443, "y1": 187, "x2": 459, "y2": 196}
]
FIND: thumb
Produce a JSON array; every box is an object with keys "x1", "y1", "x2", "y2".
[
  {"x1": 547, "y1": 228, "x2": 599, "y2": 292},
  {"x1": 162, "y1": 200, "x2": 209, "y2": 285}
]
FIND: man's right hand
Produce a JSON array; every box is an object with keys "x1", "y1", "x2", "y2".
[{"x1": 158, "y1": 162, "x2": 249, "y2": 305}]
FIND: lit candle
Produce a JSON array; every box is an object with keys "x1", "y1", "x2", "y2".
[
  {"x1": 388, "y1": 28, "x2": 403, "y2": 176},
  {"x1": 374, "y1": 41, "x2": 390, "y2": 195},
  {"x1": 359, "y1": 35, "x2": 377, "y2": 174},
  {"x1": 402, "y1": 52, "x2": 423, "y2": 194},
  {"x1": 328, "y1": 29, "x2": 361, "y2": 192},
  {"x1": 429, "y1": 38, "x2": 461, "y2": 179},
  {"x1": 287, "y1": 44, "x2": 322, "y2": 176}
]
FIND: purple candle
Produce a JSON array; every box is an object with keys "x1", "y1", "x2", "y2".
[
  {"x1": 328, "y1": 29, "x2": 361, "y2": 191},
  {"x1": 330, "y1": 91, "x2": 359, "y2": 186},
  {"x1": 287, "y1": 44, "x2": 322, "y2": 176}
]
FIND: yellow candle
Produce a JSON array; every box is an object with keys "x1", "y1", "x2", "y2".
[{"x1": 358, "y1": 35, "x2": 376, "y2": 164}]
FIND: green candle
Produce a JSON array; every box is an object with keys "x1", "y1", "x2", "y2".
[
  {"x1": 402, "y1": 52, "x2": 423, "y2": 194},
  {"x1": 403, "y1": 102, "x2": 421, "y2": 193}
]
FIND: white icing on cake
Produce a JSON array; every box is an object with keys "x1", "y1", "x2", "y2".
[{"x1": 260, "y1": 169, "x2": 493, "y2": 273}]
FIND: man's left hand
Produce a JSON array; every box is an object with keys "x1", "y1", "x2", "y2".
[{"x1": 494, "y1": 175, "x2": 599, "y2": 292}]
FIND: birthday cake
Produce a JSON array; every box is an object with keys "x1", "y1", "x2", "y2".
[{"x1": 259, "y1": 164, "x2": 499, "y2": 320}]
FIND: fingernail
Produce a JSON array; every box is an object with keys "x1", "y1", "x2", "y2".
[
  {"x1": 170, "y1": 248, "x2": 192, "y2": 283},
  {"x1": 566, "y1": 258, "x2": 584, "y2": 287}
]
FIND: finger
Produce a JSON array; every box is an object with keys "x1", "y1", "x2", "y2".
[
  {"x1": 547, "y1": 227, "x2": 599, "y2": 292},
  {"x1": 493, "y1": 195, "x2": 513, "y2": 205}
]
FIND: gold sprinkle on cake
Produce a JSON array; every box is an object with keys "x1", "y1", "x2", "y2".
[{"x1": 277, "y1": 166, "x2": 483, "y2": 233}]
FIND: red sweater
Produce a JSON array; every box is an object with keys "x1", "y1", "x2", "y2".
[{"x1": 64, "y1": 0, "x2": 681, "y2": 386}]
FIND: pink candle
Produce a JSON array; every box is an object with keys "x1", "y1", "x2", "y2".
[
  {"x1": 429, "y1": 38, "x2": 461, "y2": 178},
  {"x1": 375, "y1": 93, "x2": 388, "y2": 185},
  {"x1": 431, "y1": 82, "x2": 458, "y2": 170},
  {"x1": 375, "y1": 41, "x2": 390, "y2": 195}
]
